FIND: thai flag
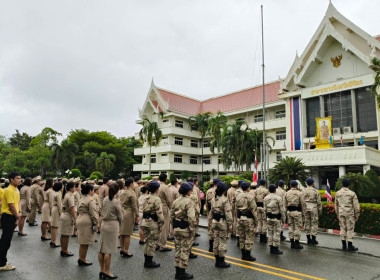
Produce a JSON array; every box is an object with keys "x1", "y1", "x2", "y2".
[
  {"x1": 252, "y1": 154, "x2": 258, "y2": 182},
  {"x1": 325, "y1": 179, "x2": 333, "y2": 202}
]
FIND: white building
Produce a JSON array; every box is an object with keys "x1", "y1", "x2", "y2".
[{"x1": 134, "y1": 3, "x2": 380, "y2": 188}]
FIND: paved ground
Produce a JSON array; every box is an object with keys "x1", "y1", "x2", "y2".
[{"x1": 1, "y1": 216, "x2": 379, "y2": 280}]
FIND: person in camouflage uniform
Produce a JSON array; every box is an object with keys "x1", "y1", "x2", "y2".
[
  {"x1": 227, "y1": 180, "x2": 238, "y2": 238},
  {"x1": 233, "y1": 180, "x2": 245, "y2": 247},
  {"x1": 276, "y1": 180, "x2": 287, "y2": 241},
  {"x1": 335, "y1": 179, "x2": 360, "y2": 251},
  {"x1": 187, "y1": 181, "x2": 199, "y2": 258},
  {"x1": 264, "y1": 184, "x2": 285, "y2": 255},
  {"x1": 256, "y1": 179, "x2": 269, "y2": 243},
  {"x1": 206, "y1": 179, "x2": 218, "y2": 252},
  {"x1": 285, "y1": 180, "x2": 304, "y2": 249},
  {"x1": 141, "y1": 181, "x2": 164, "y2": 268},
  {"x1": 170, "y1": 182, "x2": 196, "y2": 280},
  {"x1": 211, "y1": 181, "x2": 233, "y2": 268},
  {"x1": 236, "y1": 181, "x2": 257, "y2": 261},
  {"x1": 301, "y1": 178, "x2": 322, "y2": 245}
]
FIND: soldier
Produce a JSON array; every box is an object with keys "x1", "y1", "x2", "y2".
[
  {"x1": 157, "y1": 173, "x2": 172, "y2": 252},
  {"x1": 301, "y1": 178, "x2": 322, "y2": 245},
  {"x1": 187, "y1": 179, "x2": 200, "y2": 250},
  {"x1": 141, "y1": 181, "x2": 164, "y2": 268},
  {"x1": 234, "y1": 180, "x2": 245, "y2": 247},
  {"x1": 210, "y1": 181, "x2": 233, "y2": 268},
  {"x1": 285, "y1": 180, "x2": 304, "y2": 249},
  {"x1": 192, "y1": 178, "x2": 202, "y2": 238},
  {"x1": 168, "y1": 178, "x2": 179, "y2": 241},
  {"x1": 28, "y1": 176, "x2": 41, "y2": 226},
  {"x1": 236, "y1": 181, "x2": 257, "y2": 261},
  {"x1": 206, "y1": 178, "x2": 218, "y2": 252},
  {"x1": 256, "y1": 179, "x2": 269, "y2": 243},
  {"x1": 335, "y1": 179, "x2": 360, "y2": 251},
  {"x1": 264, "y1": 184, "x2": 285, "y2": 254},
  {"x1": 227, "y1": 180, "x2": 238, "y2": 238},
  {"x1": 170, "y1": 182, "x2": 196, "y2": 280},
  {"x1": 276, "y1": 180, "x2": 287, "y2": 241}
]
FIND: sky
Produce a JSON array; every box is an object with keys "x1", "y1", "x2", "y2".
[{"x1": 1, "y1": 0, "x2": 379, "y2": 139}]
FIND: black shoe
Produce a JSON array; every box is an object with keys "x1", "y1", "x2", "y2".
[
  {"x1": 216, "y1": 256, "x2": 230, "y2": 268},
  {"x1": 78, "y1": 259, "x2": 92, "y2": 266},
  {"x1": 103, "y1": 273, "x2": 118, "y2": 279},
  {"x1": 159, "y1": 247, "x2": 172, "y2": 252},
  {"x1": 48, "y1": 229, "x2": 51, "y2": 233},
  {"x1": 311, "y1": 236, "x2": 318, "y2": 245},
  {"x1": 347, "y1": 242, "x2": 358, "y2": 251},
  {"x1": 236, "y1": 236, "x2": 240, "y2": 247},
  {"x1": 139, "y1": 240, "x2": 145, "y2": 245},
  {"x1": 99, "y1": 272, "x2": 105, "y2": 279},
  {"x1": 41, "y1": 236, "x2": 51, "y2": 241},
  {"x1": 121, "y1": 251, "x2": 133, "y2": 258},
  {"x1": 167, "y1": 237, "x2": 175, "y2": 241},
  {"x1": 60, "y1": 251, "x2": 74, "y2": 257},
  {"x1": 189, "y1": 252, "x2": 197, "y2": 259},
  {"x1": 244, "y1": 250, "x2": 256, "y2": 262},
  {"x1": 214, "y1": 255, "x2": 219, "y2": 267},
  {"x1": 260, "y1": 234, "x2": 267, "y2": 243},
  {"x1": 271, "y1": 246, "x2": 283, "y2": 255},
  {"x1": 195, "y1": 233, "x2": 200, "y2": 237},
  {"x1": 97, "y1": 231, "x2": 101, "y2": 234},
  {"x1": 290, "y1": 238, "x2": 295, "y2": 248},
  {"x1": 71, "y1": 234, "x2": 77, "y2": 238},
  {"x1": 241, "y1": 249, "x2": 245, "y2": 260},
  {"x1": 29, "y1": 222, "x2": 38, "y2": 227},
  {"x1": 50, "y1": 242, "x2": 61, "y2": 248},
  {"x1": 342, "y1": 240, "x2": 347, "y2": 251},
  {"x1": 294, "y1": 240, "x2": 303, "y2": 249},
  {"x1": 280, "y1": 232, "x2": 286, "y2": 241},
  {"x1": 262, "y1": 234, "x2": 268, "y2": 243},
  {"x1": 208, "y1": 240, "x2": 214, "y2": 252},
  {"x1": 175, "y1": 267, "x2": 180, "y2": 279},
  {"x1": 144, "y1": 255, "x2": 160, "y2": 268},
  {"x1": 178, "y1": 267, "x2": 193, "y2": 279},
  {"x1": 18, "y1": 232, "x2": 27, "y2": 236},
  {"x1": 307, "y1": 235, "x2": 312, "y2": 245},
  {"x1": 192, "y1": 242, "x2": 199, "y2": 247}
]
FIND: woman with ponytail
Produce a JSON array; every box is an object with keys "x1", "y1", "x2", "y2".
[
  {"x1": 50, "y1": 182, "x2": 63, "y2": 248},
  {"x1": 60, "y1": 182, "x2": 76, "y2": 257},
  {"x1": 41, "y1": 178, "x2": 54, "y2": 241}
]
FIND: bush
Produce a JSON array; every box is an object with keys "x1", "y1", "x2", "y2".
[
  {"x1": 335, "y1": 172, "x2": 375, "y2": 202},
  {"x1": 89, "y1": 175, "x2": 98, "y2": 180},
  {"x1": 364, "y1": 170, "x2": 380, "y2": 201},
  {"x1": 169, "y1": 173, "x2": 177, "y2": 182},
  {"x1": 68, "y1": 169, "x2": 81, "y2": 178},
  {"x1": 90, "y1": 171, "x2": 103, "y2": 180},
  {"x1": 319, "y1": 202, "x2": 380, "y2": 235},
  {"x1": 181, "y1": 171, "x2": 194, "y2": 180},
  {"x1": 142, "y1": 176, "x2": 153, "y2": 180}
]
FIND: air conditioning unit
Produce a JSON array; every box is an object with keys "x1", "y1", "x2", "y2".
[
  {"x1": 333, "y1": 128, "x2": 341, "y2": 135},
  {"x1": 343, "y1": 126, "x2": 352, "y2": 134}
]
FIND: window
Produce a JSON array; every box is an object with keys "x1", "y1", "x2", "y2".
[
  {"x1": 324, "y1": 90, "x2": 352, "y2": 130},
  {"x1": 174, "y1": 172, "x2": 182, "y2": 178},
  {"x1": 254, "y1": 114, "x2": 263, "y2": 122},
  {"x1": 161, "y1": 154, "x2": 168, "y2": 157},
  {"x1": 175, "y1": 137, "x2": 183, "y2": 145},
  {"x1": 276, "y1": 151, "x2": 282, "y2": 161},
  {"x1": 174, "y1": 154, "x2": 182, "y2": 163},
  {"x1": 152, "y1": 140, "x2": 156, "y2": 146},
  {"x1": 190, "y1": 156, "x2": 198, "y2": 164},
  {"x1": 218, "y1": 156, "x2": 222, "y2": 164},
  {"x1": 191, "y1": 139, "x2": 198, "y2": 148},
  {"x1": 175, "y1": 120, "x2": 184, "y2": 128},
  {"x1": 191, "y1": 125, "x2": 197, "y2": 130},
  {"x1": 276, "y1": 130, "x2": 286, "y2": 140},
  {"x1": 356, "y1": 87, "x2": 377, "y2": 132},
  {"x1": 162, "y1": 136, "x2": 169, "y2": 145},
  {"x1": 236, "y1": 117, "x2": 245, "y2": 122},
  {"x1": 306, "y1": 97, "x2": 320, "y2": 137},
  {"x1": 203, "y1": 141, "x2": 210, "y2": 148},
  {"x1": 203, "y1": 156, "x2": 211, "y2": 164},
  {"x1": 150, "y1": 155, "x2": 156, "y2": 163},
  {"x1": 163, "y1": 119, "x2": 169, "y2": 123},
  {"x1": 276, "y1": 110, "x2": 285, "y2": 119}
]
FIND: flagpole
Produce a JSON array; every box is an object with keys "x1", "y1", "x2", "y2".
[{"x1": 261, "y1": 4, "x2": 266, "y2": 180}]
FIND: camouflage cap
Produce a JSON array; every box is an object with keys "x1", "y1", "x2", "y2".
[{"x1": 231, "y1": 180, "x2": 238, "y2": 187}]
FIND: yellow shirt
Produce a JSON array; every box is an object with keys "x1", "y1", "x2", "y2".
[{"x1": 1, "y1": 185, "x2": 20, "y2": 215}]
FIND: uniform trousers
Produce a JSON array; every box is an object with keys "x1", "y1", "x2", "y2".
[
  {"x1": 174, "y1": 229, "x2": 192, "y2": 268},
  {"x1": 212, "y1": 219, "x2": 228, "y2": 257},
  {"x1": 339, "y1": 214, "x2": 356, "y2": 242},
  {"x1": 28, "y1": 199, "x2": 38, "y2": 223},
  {"x1": 304, "y1": 210, "x2": 319, "y2": 236},
  {"x1": 142, "y1": 223, "x2": 159, "y2": 257},
  {"x1": 207, "y1": 212, "x2": 214, "y2": 240},
  {"x1": 267, "y1": 219, "x2": 281, "y2": 247},
  {"x1": 237, "y1": 218, "x2": 255, "y2": 251},
  {"x1": 287, "y1": 211, "x2": 302, "y2": 240},
  {"x1": 257, "y1": 207, "x2": 267, "y2": 234},
  {"x1": 0, "y1": 214, "x2": 17, "y2": 267},
  {"x1": 158, "y1": 206, "x2": 169, "y2": 249}
]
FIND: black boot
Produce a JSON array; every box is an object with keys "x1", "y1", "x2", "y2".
[
  {"x1": 214, "y1": 255, "x2": 219, "y2": 267},
  {"x1": 342, "y1": 240, "x2": 347, "y2": 251},
  {"x1": 311, "y1": 235, "x2": 318, "y2": 245},
  {"x1": 189, "y1": 251, "x2": 197, "y2": 259},
  {"x1": 280, "y1": 232, "x2": 286, "y2": 241},
  {"x1": 216, "y1": 256, "x2": 230, "y2": 268},
  {"x1": 347, "y1": 242, "x2": 358, "y2": 251},
  {"x1": 236, "y1": 236, "x2": 240, "y2": 247},
  {"x1": 241, "y1": 249, "x2": 245, "y2": 260},
  {"x1": 262, "y1": 233, "x2": 268, "y2": 243},
  {"x1": 306, "y1": 235, "x2": 311, "y2": 245},
  {"x1": 294, "y1": 240, "x2": 303, "y2": 249},
  {"x1": 269, "y1": 245, "x2": 274, "y2": 254},
  {"x1": 208, "y1": 240, "x2": 214, "y2": 252},
  {"x1": 290, "y1": 238, "x2": 295, "y2": 248},
  {"x1": 175, "y1": 267, "x2": 180, "y2": 279},
  {"x1": 260, "y1": 234, "x2": 266, "y2": 243},
  {"x1": 244, "y1": 250, "x2": 256, "y2": 262},
  {"x1": 271, "y1": 246, "x2": 283, "y2": 255},
  {"x1": 178, "y1": 268, "x2": 193, "y2": 279},
  {"x1": 144, "y1": 255, "x2": 160, "y2": 268}
]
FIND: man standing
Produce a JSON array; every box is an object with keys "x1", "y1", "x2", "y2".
[
  {"x1": 0, "y1": 172, "x2": 21, "y2": 271},
  {"x1": 285, "y1": 180, "x2": 304, "y2": 249},
  {"x1": 206, "y1": 179, "x2": 217, "y2": 252},
  {"x1": 256, "y1": 179, "x2": 269, "y2": 243},
  {"x1": 227, "y1": 180, "x2": 238, "y2": 238},
  {"x1": 301, "y1": 178, "x2": 322, "y2": 245},
  {"x1": 28, "y1": 176, "x2": 41, "y2": 226},
  {"x1": 157, "y1": 173, "x2": 172, "y2": 252},
  {"x1": 276, "y1": 180, "x2": 287, "y2": 241},
  {"x1": 168, "y1": 179, "x2": 179, "y2": 240},
  {"x1": 335, "y1": 179, "x2": 360, "y2": 251}
]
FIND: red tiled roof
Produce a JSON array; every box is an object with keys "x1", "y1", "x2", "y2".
[
  {"x1": 156, "y1": 81, "x2": 280, "y2": 115},
  {"x1": 376, "y1": 35, "x2": 380, "y2": 42}
]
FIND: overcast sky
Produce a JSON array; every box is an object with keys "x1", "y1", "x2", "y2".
[{"x1": 1, "y1": 0, "x2": 379, "y2": 139}]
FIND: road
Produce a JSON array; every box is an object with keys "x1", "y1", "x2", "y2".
[{"x1": 1, "y1": 220, "x2": 379, "y2": 280}]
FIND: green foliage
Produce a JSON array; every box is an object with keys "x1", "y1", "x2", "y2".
[
  {"x1": 90, "y1": 171, "x2": 103, "y2": 180},
  {"x1": 69, "y1": 169, "x2": 81, "y2": 178},
  {"x1": 181, "y1": 171, "x2": 194, "y2": 180},
  {"x1": 96, "y1": 152, "x2": 116, "y2": 176},
  {"x1": 318, "y1": 190, "x2": 337, "y2": 201},
  {"x1": 370, "y1": 57, "x2": 380, "y2": 109},
  {"x1": 268, "y1": 156, "x2": 310, "y2": 187},
  {"x1": 335, "y1": 172, "x2": 376, "y2": 201},
  {"x1": 89, "y1": 175, "x2": 98, "y2": 180},
  {"x1": 364, "y1": 170, "x2": 380, "y2": 200},
  {"x1": 142, "y1": 176, "x2": 153, "y2": 180},
  {"x1": 9, "y1": 130, "x2": 34, "y2": 151},
  {"x1": 319, "y1": 202, "x2": 380, "y2": 235},
  {"x1": 51, "y1": 139, "x2": 79, "y2": 174},
  {"x1": 169, "y1": 173, "x2": 177, "y2": 182}
]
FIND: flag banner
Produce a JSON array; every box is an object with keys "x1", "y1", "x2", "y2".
[
  {"x1": 325, "y1": 179, "x2": 333, "y2": 202},
  {"x1": 252, "y1": 154, "x2": 258, "y2": 182},
  {"x1": 329, "y1": 135, "x2": 333, "y2": 147},
  {"x1": 290, "y1": 97, "x2": 302, "y2": 151},
  {"x1": 359, "y1": 136, "x2": 363, "y2": 145}
]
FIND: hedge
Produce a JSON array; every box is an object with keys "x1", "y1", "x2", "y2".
[
  {"x1": 319, "y1": 202, "x2": 380, "y2": 235},
  {"x1": 90, "y1": 171, "x2": 103, "y2": 180}
]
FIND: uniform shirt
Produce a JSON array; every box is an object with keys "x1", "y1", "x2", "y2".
[
  {"x1": 285, "y1": 189, "x2": 304, "y2": 209},
  {"x1": 78, "y1": 195, "x2": 99, "y2": 226},
  {"x1": 99, "y1": 184, "x2": 109, "y2": 201},
  {"x1": 255, "y1": 186, "x2": 269, "y2": 204},
  {"x1": 1, "y1": 184, "x2": 20, "y2": 215},
  {"x1": 138, "y1": 194, "x2": 148, "y2": 216},
  {"x1": 133, "y1": 182, "x2": 141, "y2": 199},
  {"x1": 189, "y1": 192, "x2": 200, "y2": 214},
  {"x1": 192, "y1": 186, "x2": 201, "y2": 209},
  {"x1": 142, "y1": 194, "x2": 164, "y2": 228},
  {"x1": 62, "y1": 192, "x2": 75, "y2": 213},
  {"x1": 170, "y1": 196, "x2": 196, "y2": 232},
  {"x1": 44, "y1": 189, "x2": 54, "y2": 211},
  {"x1": 120, "y1": 188, "x2": 138, "y2": 219},
  {"x1": 301, "y1": 186, "x2": 322, "y2": 214},
  {"x1": 210, "y1": 195, "x2": 233, "y2": 229},
  {"x1": 334, "y1": 187, "x2": 360, "y2": 218},
  {"x1": 157, "y1": 181, "x2": 172, "y2": 209},
  {"x1": 20, "y1": 185, "x2": 31, "y2": 210},
  {"x1": 52, "y1": 191, "x2": 63, "y2": 217},
  {"x1": 102, "y1": 197, "x2": 123, "y2": 225},
  {"x1": 29, "y1": 184, "x2": 39, "y2": 202},
  {"x1": 236, "y1": 192, "x2": 257, "y2": 223},
  {"x1": 264, "y1": 193, "x2": 285, "y2": 222},
  {"x1": 276, "y1": 188, "x2": 286, "y2": 204},
  {"x1": 168, "y1": 184, "x2": 179, "y2": 204},
  {"x1": 206, "y1": 187, "x2": 216, "y2": 211}
]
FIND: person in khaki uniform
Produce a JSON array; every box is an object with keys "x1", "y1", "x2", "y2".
[
  {"x1": 93, "y1": 185, "x2": 102, "y2": 233},
  {"x1": 233, "y1": 180, "x2": 245, "y2": 247},
  {"x1": 168, "y1": 179, "x2": 179, "y2": 240},
  {"x1": 50, "y1": 182, "x2": 63, "y2": 248},
  {"x1": 256, "y1": 179, "x2": 269, "y2": 243},
  {"x1": 37, "y1": 182, "x2": 45, "y2": 214},
  {"x1": 41, "y1": 179, "x2": 54, "y2": 241},
  {"x1": 227, "y1": 180, "x2": 238, "y2": 238},
  {"x1": 276, "y1": 180, "x2": 287, "y2": 241},
  {"x1": 285, "y1": 180, "x2": 304, "y2": 249},
  {"x1": 264, "y1": 184, "x2": 285, "y2": 255},
  {"x1": 335, "y1": 179, "x2": 360, "y2": 251},
  {"x1": 211, "y1": 181, "x2": 233, "y2": 269},
  {"x1": 141, "y1": 181, "x2": 164, "y2": 268},
  {"x1": 60, "y1": 182, "x2": 76, "y2": 257},
  {"x1": 301, "y1": 178, "x2": 322, "y2": 245},
  {"x1": 28, "y1": 176, "x2": 41, "y2": 226},
  {"x1": 206, "y1": 179, "x2": 218, "y2": 252},
  {"x1": 72, "y1": 178, "x2": 82, "y2": 237},
  {"x1": 192, "y1": 178, "x2": 202, "y2": 237},
  {"x1": 236, "y1": 181, "x2": 257, "y2": 261},
  {"x1": 99, "y1": 178, "x2": 111, "y2": 203},
  {"x1": 120, "y1": 178, "x2": 138, "y2": 257},
  {"x1": 170, "y1": 182, "x2": 196, "y2": 280},
  {"x1": 133, "y1": 176, "x2": 141, "y2": 199},
  {"x1": 157, "y1": 173, "x2": 172, "y2": 252},
  {"x1": 18, "y1": 178, "x2": 32, "y2": 236}
]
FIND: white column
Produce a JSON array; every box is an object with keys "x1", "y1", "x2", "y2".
[
  {"x1": 339, "y1": 166, "x2": 346, "y2": 178},
  {"x1": 363, "y1": 165, "x2": 371, "y2": 174}
]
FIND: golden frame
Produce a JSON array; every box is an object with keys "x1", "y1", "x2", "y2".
[{"x1": 315, "y1": 116, "x2": 332, "y2": 144}]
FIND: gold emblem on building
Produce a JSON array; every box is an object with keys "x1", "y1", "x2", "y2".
[{"x1": 330, "y1": 54, "x2": 342, "y2": 68}]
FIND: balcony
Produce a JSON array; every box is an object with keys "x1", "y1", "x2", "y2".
[{"x1": 248, "y1": 118, "x2": 286, "y2": 131}]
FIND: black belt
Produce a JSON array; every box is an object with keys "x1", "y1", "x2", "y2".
[
  {"x1": 267, "y1": 213, "x2": 282, "y2": 220},
  {"x1": 212, "y1": 213, "x2": 226, "y2": 222},
  {"x1": 172, "y1": 219, "x2": 189, "y2": 229},
  {"x1": 207, "y1": 202, "x2": 211, "y2": 210},
  {"x1": 237, "y1": 211, "x2": 254, "y2": 219},
  {"x1": 256, "y1": 202, "x2": 264, "y2": 207},
  {"x1": 287, "y1": 205, "x2": 302, "y2": 212},
  {"x1": 143, "y1": 212, "x2": 158, "y2": 222}
]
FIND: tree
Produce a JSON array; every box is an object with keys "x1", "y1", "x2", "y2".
[
  {"x1": 268, "y1": 156, "x2": 310, "y2": 187},
  {"x1": 96, "y1": 152, "x2": 116, "y2": 176},
  {"x1": 335, "y1": 172, "x2": 375, "y2": 202},
  {"x1": 68, "y1": 169, "x2": 81, "y2": 178},
  {"x1": 189, "y1": 112, "x2": 212, "y2": 180},
  {"x1": 370, "y1": 57, "x2": 380, "y2": 109},
  {"x1": 51, "y1": 139, "x2": 79, "y2": 174},
  {"x1": 139, "y1": 118, "x2": 163, "y2": 176},
  {"x1": 207, "y1": 111, "x2": 227, "y2": 176},
  {"x1": 9, "y1": 130, "x2": 34, "y2": 151},
  {"x1": 364, "y1": 170, "x2": 380, "y2": 202}
]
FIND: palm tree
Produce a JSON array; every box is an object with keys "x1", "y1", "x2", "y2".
[
  {"x1": 268, "y1": 156, "x2": 310, "y2": 187},
  {"x1": 139, "y1": 117, "x2": 163, "y2": 176},
  {"x1": 189, "y1": 112, "x2": 212, "y2": 181},
  {"x1": 207, "y1": 111, "x2": 227, "y2": 176},
  {"x1": 96, "y1": 152, "x2": 116, "y2": 176},
  {"x1": 51, "y1": 139, "x2": 79, "y2": 175},
  {"x1": 370, "y1": 57, "x2": 380, "y2": 109}
]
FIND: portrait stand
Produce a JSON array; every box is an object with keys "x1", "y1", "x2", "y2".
[{"x1": 314, "y1": 116, "x2": 332, "y2": 149}]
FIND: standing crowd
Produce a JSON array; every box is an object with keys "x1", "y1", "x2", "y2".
[{"x1": 0, "y1": 172, "x2": 361, "y2": 279}]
